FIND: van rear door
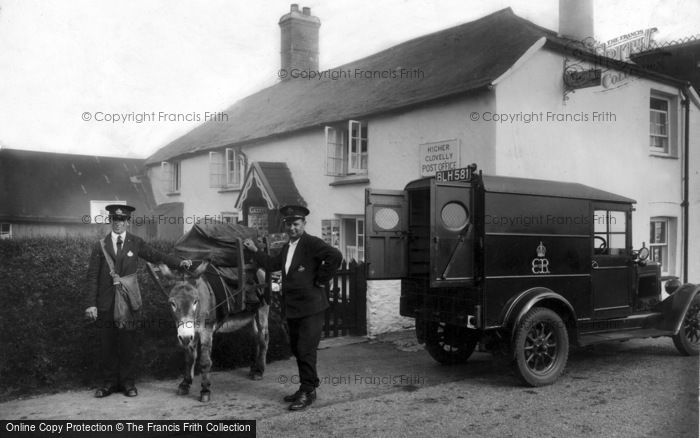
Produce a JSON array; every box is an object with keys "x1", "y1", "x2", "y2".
[
  {"x1": 365, "y1": 188, "x2": 408, "y2": 279},
  {"x1": 431, "y1": 180, "x2": 475, "y2": 287}
]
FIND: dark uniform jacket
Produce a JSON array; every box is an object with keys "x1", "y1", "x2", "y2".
[
  {"x1": 254, "y1": 232, "x2": 342, "y2": 318},
  {"x1": 86, "y1": 232, "x2": 181, "y2": 312}
]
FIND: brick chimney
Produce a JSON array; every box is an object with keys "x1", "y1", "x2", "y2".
[
  {"x1": 279, "y1": 4, "x2": 320, "y2": 78},
  {"x1": 558, "y1": 0, "x2": 594, "y2": 42}
]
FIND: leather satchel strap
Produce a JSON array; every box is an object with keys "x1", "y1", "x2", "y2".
[{"x1": 99, "y1": 239, "x2": 117, "y2": 278}]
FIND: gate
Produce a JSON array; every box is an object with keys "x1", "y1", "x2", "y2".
[{"x1": 323, "y1": 261, "x2": 367, "y2": 337}]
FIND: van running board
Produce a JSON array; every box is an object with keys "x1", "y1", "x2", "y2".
[{"x1": 578, "y1": 329, "x2": 674, "y2": 347}]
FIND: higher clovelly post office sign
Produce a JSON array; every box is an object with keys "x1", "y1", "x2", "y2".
[{"x1": 419, "y1": 139, "x2": 461, "y2": 177}]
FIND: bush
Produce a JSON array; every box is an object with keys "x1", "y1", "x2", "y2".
[{"x1": 0, "y1": 237, "x2": 290, "y2": 400}]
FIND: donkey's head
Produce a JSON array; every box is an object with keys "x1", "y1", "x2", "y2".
[{"x1": 160, "y1": 261, "x2": 209, "y2": 348}]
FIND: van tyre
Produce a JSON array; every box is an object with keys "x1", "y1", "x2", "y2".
[
  {"x1": 423, "y1": 321, "x2": 478, "y2": 364},
  {"x1": 672, "y1": 294, "x2": 700, "y2": 356},
  {"x1": 513, "y1": 307, "x2": 569, "y2": 386}
]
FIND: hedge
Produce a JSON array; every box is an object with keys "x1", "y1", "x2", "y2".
[{"x1": 0, "y1": 236, "x2": 290, "y2": 400}]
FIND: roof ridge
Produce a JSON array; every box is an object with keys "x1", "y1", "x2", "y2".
[
  {"x1": 145, "y1": 8, "x2": 563, "y2": 165},
  {"x1": 1, "y1": 148, "x2": 146, "y2": 161},
  {"x1": 327, "y1": 7, "x2": 518, "y2": 71}
]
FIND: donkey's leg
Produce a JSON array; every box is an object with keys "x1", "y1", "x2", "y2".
[
  {"x1": 249, "y1": 304, "x2": 270, "y2": 380},
  {"x1": 198, "y1": 330, "x2": 213, "y2": 402},
  {"x1": 178, "y1": 343, "x2": 198, "y2": 395}
]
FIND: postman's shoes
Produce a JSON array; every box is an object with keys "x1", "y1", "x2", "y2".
[
  {"x1": 94, "y1": 386, "x2": 120, "y2": 398},
  {"x1": 283, "y1": 390, "x2": 304, "y2": 403},
  {"x1": 288, "y1": 390, "x2": 316, "y2": 411},
  {"x1": 124, "y1": 386, "x2": 138, "y2": 397}
]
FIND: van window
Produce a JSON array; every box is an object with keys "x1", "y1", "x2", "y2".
[{"x1": 594, "y1": 210, "x2": 627, "y2": 255}]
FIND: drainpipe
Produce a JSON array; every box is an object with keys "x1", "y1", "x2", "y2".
[{"x1": 682, "y1": 87, "x2": 690, "y2": 283}]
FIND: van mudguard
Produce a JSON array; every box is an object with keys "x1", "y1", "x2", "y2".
[
  {"x1": 499, "y1": 287, "x2": 577, "y2": 344},
  {"x1": 656, "y1": 283, "x2": 700, "y2": 334}
]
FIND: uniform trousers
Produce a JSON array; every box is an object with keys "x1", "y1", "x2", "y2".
[
  {"x1": 97, "y1": 303, "x2": 137, "y2": 389},
  {"x1": 286, "y1": 310, "x2": 325, "y2": 393}
]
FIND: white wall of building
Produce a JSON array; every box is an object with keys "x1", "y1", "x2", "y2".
[
  {"x1": 367, "y1": 92, "x2": 498, "y2": 189},
  {"x1": 688, "y1": 96, "x2": 700, "y2": 282},
  {"x1": 233, "y1": 94, "x2": 498, "y2": 237},
  {"x1": 494, "y1": 47, "x2": 695, "y2": 279},
  {"x1": 147, "y1": 92, "x2": 497, "y2": 335},
  {"x1": 146, "y1": 47, "x2": 698, "y2": 334},
  {"x1": 148, "y1": 155, "x2": 241, "y2": 231},
  {"x1": 236, "y1": 95, "x2": 497, "y2": 335}
]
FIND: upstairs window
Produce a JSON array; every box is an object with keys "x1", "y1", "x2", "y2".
[
  {"x1": 210, "y1": 148, "x2": 246, "y2": 189},
  {"x1": 161, "y1": 161, "x2": 181, "y2": 193},
  {"x1": 650, "y1": 96, "x2": 669, "y2": 154},
  {"x1": 326, "y1": 120, "x2": 368, "y2": 176}
]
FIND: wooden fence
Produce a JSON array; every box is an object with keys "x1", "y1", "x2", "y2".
[{"x1": 323, "y1": 260, "x2": 367, "y2": 337}]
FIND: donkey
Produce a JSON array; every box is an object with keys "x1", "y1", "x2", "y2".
[{"x1": 159, "y1": 261, "x2": 269, "y2": 402}]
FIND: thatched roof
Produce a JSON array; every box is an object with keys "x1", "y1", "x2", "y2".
[
  {"x1": 147, "y1": 8, "x2": 557, "y2": 165},
  {"x1": 146, "y1": 7, "x2": 687, "y2": 166}
]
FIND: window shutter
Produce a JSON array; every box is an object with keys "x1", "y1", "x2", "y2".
[
  {"x1": 209, "y1": 151, "x2": 224, "y2": 188},
  {"x1": 325, "y1": 126, "x2": 345, "y2": 176},
  {"x1": 225, "y1": 148, "x2": 233, "y2": 186},
  {"x1": 236, "y1": 152, "x2": 247, "y2": 188},
  {"x1": 348, "y1": 120, "x2": 363, "y2": 173}
]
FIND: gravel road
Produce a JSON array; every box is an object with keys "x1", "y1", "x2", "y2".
[{"x1": 1, "y1": 332, "x2": 697, "y2": 437}]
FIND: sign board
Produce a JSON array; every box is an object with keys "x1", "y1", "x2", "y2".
[
  {"x1": 564, "y1": 68, "x2": 601, "y2": 89},
  {"x1": 419, "y1": 139, "x2": 460, "y2": 176},
  {"x1": 90, "y1": 200, "x2": 126, "y2": 224},
  {"x1": 597, "y1": 28, "x2": 657, "y2": 61},
  {"x1": 435, "y1": 166, "x2": 475, "y2": 183},
  {"x1": 247, "y1": 206, "x2": 269, "y2": 235}
]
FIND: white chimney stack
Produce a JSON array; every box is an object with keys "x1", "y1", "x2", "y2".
[{"x1": 559, "y1": 0, "x2": 594, "y2": 42}]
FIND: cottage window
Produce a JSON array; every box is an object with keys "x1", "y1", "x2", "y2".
[
  {"x1": 649, "y1": 96, "x2": 670, "y2": 154},
  {"x1": 209, "y1": 149, "x2": 246, "y2": 189},
  {"x1": 226, "y1": 148, "x2": 246, "y2": 188},
  {"x1": 0, "y1": 223, "x2": 11, "y2": 239},
  {"x1": 161, "y1": 161, "x2": 181, "y2": 193},
  {"x1": 209, "y1": 151, "x2": 224, "y2": 188},
  {"x1": 325, "y1": 120, "x2": 368, "y2": 176},
  {"x1": 345, "y1": 216, "x2": 365, "y2": 262},
  {"x1": 650, "y1": 217, "x2": 676, "y2": 274}
]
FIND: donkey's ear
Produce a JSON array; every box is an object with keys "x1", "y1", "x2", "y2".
[
  {"x1": 191, "y1": 260, "x2": 209, "y2": 278},
  {"x1": 159, "y1": 263, "x2": 177, "y2": 280}
]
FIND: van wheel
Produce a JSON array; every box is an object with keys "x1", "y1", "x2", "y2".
[
  {"x1": 672, "y1": 295, "x2": 700, "y2": 356},
  {"x1": 513, "y1": 307, "x2": 568, "y2": 386},
  {"x1": 424, "y1": 321, "x2": 478, "y2": 364}
]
